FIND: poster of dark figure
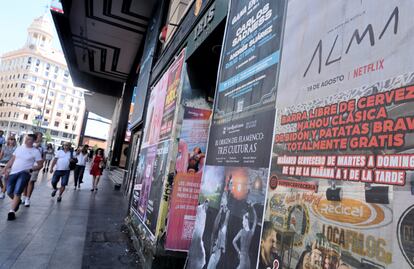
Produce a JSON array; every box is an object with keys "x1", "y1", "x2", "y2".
[{"x1": 188, "y1": 166, "x2": 268, "y2": 269}]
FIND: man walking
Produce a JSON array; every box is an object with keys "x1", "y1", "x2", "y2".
[
  {"x1": 50, "y1": 142, "x2": 72, "y2": 202},
  {"x1": 0, "y1": 130, "x2": 5, "y2": 150},
  {"x1": 1, "y1": 134, "x2": 43, "y2": 220},
  {"x1": 22, "y1": 132, "x2": 45, "y2": 207}
]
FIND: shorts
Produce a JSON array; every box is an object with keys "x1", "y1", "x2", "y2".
[
  {"x1": 51, "y1": 170, "x2": 70, "y2": 187},
  {"x1": 7, "y1": 171, "x2": 31, "y2": 196},
  {"x1": 30, "y1": 170, "x2": 40, "y2": 182}
]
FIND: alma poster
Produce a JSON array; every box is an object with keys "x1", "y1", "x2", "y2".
[{"x1": 260, "y1": 1, "x2": 414, "y2": 268}]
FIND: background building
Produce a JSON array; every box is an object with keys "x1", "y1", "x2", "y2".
[{"x1": 0, "y1": 14, "x2": 85, "y2": 146}]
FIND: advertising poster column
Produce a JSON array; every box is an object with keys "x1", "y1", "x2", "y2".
[
  {"x1": 132, "y1": 51, "x2": 186, "y2": 240},
  {"x1": 187, "y1": 0, "x2": 287, "y2": 268},
  {"x1": 261, "y1": 1, "x2": 414, "y2": 269}
]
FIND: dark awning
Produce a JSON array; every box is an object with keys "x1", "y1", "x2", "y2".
[{"x1": 51, "y1": 0, "x2": 156, "y2": 97}]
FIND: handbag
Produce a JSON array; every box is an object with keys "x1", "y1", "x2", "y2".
[{"x1": 69, "y1": 150, "x2": 78, "y2": 170}]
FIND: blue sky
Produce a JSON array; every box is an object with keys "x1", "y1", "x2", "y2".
[{"x1": 0, "y1": 0, "x2": 62, "y2": 55}]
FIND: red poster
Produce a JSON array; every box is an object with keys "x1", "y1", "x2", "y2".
[
  {"x1": 165, "y1": 173, "x2": 202, "y2": 251},
  {"x1": 165, "y1": 107, "x2": 211, "y2": 251}
]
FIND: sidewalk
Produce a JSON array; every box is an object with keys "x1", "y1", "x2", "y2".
[{"x1": 0, "y1": 166, "x2": 141, "y2": 269}]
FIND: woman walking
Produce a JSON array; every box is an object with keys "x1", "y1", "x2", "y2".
[
  {"x1": 74, "y1": 145, "x2": 89, "y2": 189},
  {"x1": 90, "y1": 148, "x2": 105, "y2": 192},
  {"x1": 0, "y1": 136, "x2": 17, "y2": 199},
  {"x1": 43, "y1": 144, "x2": 54, "y2": 173}
]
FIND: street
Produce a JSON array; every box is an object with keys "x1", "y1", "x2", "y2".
[{"x1": 0, "y1": 168, "x2": 140, "y2": 269}]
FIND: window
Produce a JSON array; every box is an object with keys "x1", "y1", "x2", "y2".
[
  {"x1": 70, "y1": 98, "x2": 74, "y2": 103},
  {"x1": 18, "y1": 93, "x2": 23, "y2": 98},
  {"x1": 35, "y1": 67, "x2": 39, "y2": 72},
  {"x1": 68, "y1": 106, "x2": 73, "y2": 111},
  {"x1": 59, "y1": 94, "x2": 65, "y2": 100},
  {"x1": 50, "y1": 91, "x2": 55, "y2": 97},
  {"x1": 23, "y1": 114, "x2": 28, "y2": 120},
  {"x1": 27, "y1": 57, "x2": 32, "y2": 64},
  {"x1": 31, "y1": 85, "x2": 35, "y2": 91},
  {"x1": 8, "y1": 112, "x2": 11, "y2": 117},
  {"x1": 36, "y1": 59, "x2": 40, "y2": 66},
  {"x1": 32, "y1": 76, "x2": 37, "y2": 82},
  {"x1": 45, "y1": 71, "x2": 49, "y2": 77},
  {"x1": 54, "y1": 66, "x2": 59, "y2": 73},
  {"x1": 64, "y1": 123, "x2": 69, "y2": 130},
  {"x1": 21, "y1": 83, "x2": 25, "y2": 88},
  {"x1": 51, "y1": 82, "x2": 55, "y2": 88},
  {"x1": 42, "y1": 80, "x2": 47, "y2": 86},
  {"x1": 53, "y1": 74, "x2": 58, "y2": 79},
  {"x1": 64, "y1": 70, "x2": 69, "y2": 77},
  {"x1": 28, "y1": 95, "x2": 33, "y2": 100},
  {"x1": 38, "y1": 97, "x2": 44, "y2": 103},
  {"x1": 46, "y1": 109, "x2": 50, "y2": 114},
  {"x1": 46, "y1": 63, "x2": 50, "y2": 70},
  {"x1": 66, "y1": 115, "x2": 70, "y2": 120},
  {"x1": 72, "y1": 89, "x2": 75, "y2": 95},
  {"x1": 56, "y1": 112, "x2": 61, "y2": 117},
  {"x1": 47, "y1": 100, "x2": 52, "y2": 105},
  {"x1": 54, "y1": 121, "x2": 59, "y2": 127},
  {"x1": 72, "y1": 124, "x2": 76, "y2": 131},
  {"x1": 12, "y1": 92, "x2": 15, "y2": 97},
  {"x1": 51, "y1": 130, "x2": 59, "y2": 136}
]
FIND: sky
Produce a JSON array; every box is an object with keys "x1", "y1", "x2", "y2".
[
  {"x1": 0, "y1": 0, "x2": 62, "y2": 56},
  {"x1": 0, "y1": 0, "x2": 113, "y2": 140}
]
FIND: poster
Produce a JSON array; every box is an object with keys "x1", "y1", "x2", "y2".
[
  {"x1": 144, "y1": 140, "x2": 170, "y2": 235},
  {"x1": 205, "y1": 0, "x2": 286, "y2": 167},
  {"x1": 261, "y1": 1, "x2": 414, "y2": 268},
  {"x1": 187, "y1": 165, "x2": 268, "y2": 269},
  {"x1": 160, "y1": 51, "x2": 185, "y2": 140},
  {"x1": 135, "y1": 50, "x2": 186, "y2": 238},
  {"x1": 165, "y1": 107, "x2": 212, "y2": 251},
  {"x1": 141, "y1": 73, "x2": 168, "y2": 148},
  {"x1": 187, "y1": 0, "x2": 287, "y2": 268}
]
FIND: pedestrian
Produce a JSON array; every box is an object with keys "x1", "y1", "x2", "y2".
[
  {"x1": 74, "y1": 145, "x2": 89, "y2": 189},
  {"x1": 1, "y1": 134, "x2": 43, "y2": 220},
  {"x1": 90, "y1": 148, "x2": 105, "y2": 192},
  {"x1": 22, "y1": 132, "x2": 45, "y2": 207},
  {"x1": 43, "y1": 143, "x2": 54, "y2": 173},
  {"x1": 50, "y1": 142, "x2": 72, "y2": 202},
  {"x1": 0, "y1": 136, "x2": 17, "y2": 199},
  {"x1": 0, "y1": 130, "x2": 5, "y2": 150}
]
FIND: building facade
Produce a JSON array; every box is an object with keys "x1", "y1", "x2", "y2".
[
  {"x1": 0, "y1": 15, "x2": 85, "y2": 146},
  {"x1": 53, "y1": 1, "x2": 414, "y2": 269}
]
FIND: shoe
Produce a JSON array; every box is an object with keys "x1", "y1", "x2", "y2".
[
  {"x1": 0, "y1": 192, "x2": 5, "y2": 199},
  {"x1": 7, "y1": 212, "x2": 15, "y2": 221},
  {"x1": 95, "y1": 188, "x2": 98, "y2": 191},
  {"x1": 43, "y1": 168, "x2": 46, "y2": 173},
  {"x1": 77, "y1": 185, "x2": 81, "y2": 190},
  {"x1": 24, "y1": 199, "x2": 30, "y2": 207},
  {"x1": 74, "y1": 186, "x2": 77, "y2": 190},
  {"x1": 51, "y1": 189, "x2": 57, "y2": 197},
  {"x1": 90, "y1": 189, "x2": 94, "y2": 192},
  {"x1": 57, "y1": 196, "x2": 62, "y2": 202},
  {"x1": 21, "y1": 196, "x2": 26, "y2": 204}
]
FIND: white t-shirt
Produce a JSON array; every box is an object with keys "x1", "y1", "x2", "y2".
[
  {"x1": 10, "y1": 145, "x2": 42, "y2": 175},
  {"x1": 76, "y1": 152, "x2": 88, "y2": 166},
  {"x1": 55, "y1": 150, "x2": 71, "y2": 171}
]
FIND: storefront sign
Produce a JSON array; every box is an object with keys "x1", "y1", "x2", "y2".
[{"x1": 186, "y1": 0, "x2": 228, "y2": 59}]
